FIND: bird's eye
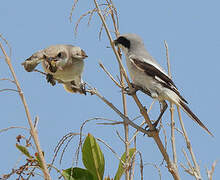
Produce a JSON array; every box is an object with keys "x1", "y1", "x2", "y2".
[
  {"x1": 57, "y1": 52, "x2": 65, "y2": 58},
  {"x1": 116, "y1": 36, "x2": 130, "y2": 49},
  {"x1": 57, "y1": 52, "x2": 62, "y2": 58}
]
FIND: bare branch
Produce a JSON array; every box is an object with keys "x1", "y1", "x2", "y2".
[
  {"x1": 99, "y1": 62, "x2": 122, "y2": 88},
  {"x1": 0, "y1": 126, "x2": 29, "y2": 134},
  {"x1": 0, "y1": 78, "x2": 15, "y2": 84},
  {"x1": 0, "y1": 88, "x2": 19, "y2": 93},
  {"x1": 129, "y1": 100, "x2": 155, "y2": 144},
  {"x1": 96, "y1": 137, "x2": 122, "y2": 163},
  {"x1": 86, "y1": 87, "x2": 153, "y2": 135},
  {"x1": 177, "y1": 106, "x2": 201, "y2": 179},
  {"x1": 181, "y1": 148, "x2": 194, "y2": 175},
  {"x1": 144, "y1": 163, "x2": 162, "y2": 180},
  {"x1": 116, "y1": 130, "x2": 125, "y2": 143},
  {"x1": 206, "y1": 160, "x2": 218, "y2": 180},
  {"x1": 164, "y1": 40, "x2": 179, "y2": 172},
  {"x1": 74, "y1": 9, "x2": 97, "y2": 37},
  {"x1": 0, "y1": 41, "x2": 51, "y2": 180},
  {"x1": 0, "y1": 34, "x2": 12, "y2": 58},
  {"x1": 137, "y1": 151, "x2": 144, "y2": 180},
  {"x1": 69, "y1": 0, "x2": 79, "y2": 22},
  {"x1": 180, "y1": 163, "x2": 194, "y2": 176},
  {"x1": 92, "y1": 6, "x2": 179, "y2": 178}
]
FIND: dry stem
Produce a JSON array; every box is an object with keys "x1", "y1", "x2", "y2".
[
  {"x1": 0, "y1": 42, "x2": 51, "y2": 180},
  {"x1": 93, "y1": 1, "x2": 180, "y2": 179},
  {"x1": 164, "y1": 41, "x2": 179, "y2": 173},
  {"x1": 177, "y1": 106, "x2": 201, "y2": 179},
  {"x1": 206, "y1": 160, "x2": 218, "y2": 180}
]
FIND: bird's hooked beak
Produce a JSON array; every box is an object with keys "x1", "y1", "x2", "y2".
[
  {"x1": 81, "y1": 49, "x2": 88, "y2": 59},
  {"x1": 113, "y1": 38, "x2": 119, "y2": 46}
]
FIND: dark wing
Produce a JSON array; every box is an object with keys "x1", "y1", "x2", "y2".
[{"x1": 131, "y1": 58, "x2": 188, "y2": 104}]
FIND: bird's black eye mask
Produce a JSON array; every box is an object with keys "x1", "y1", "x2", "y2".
[{"x1": 114, "y1": 36, "x2": 130, "y2": 49}]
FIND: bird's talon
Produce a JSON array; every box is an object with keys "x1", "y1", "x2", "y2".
[
  {"x1": 144, "y1": 128, "x2": 159, "y2": 137},
  {"x1": 80, "y1": 83, "x2": 87, "y2": 95},
  {"x1": 143, "y1": 121, "x2": 159, "y2": 136},
  {"x1": 124, "y1": 86, "x2": 137, "y2": 95},
  {"x1": 46, "y1": 74, "x2": 56, "y2": 86}
]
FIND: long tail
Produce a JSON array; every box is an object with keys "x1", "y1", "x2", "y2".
[{"x1": 179, "y1": 101, "x2": 213, "y2": 137}]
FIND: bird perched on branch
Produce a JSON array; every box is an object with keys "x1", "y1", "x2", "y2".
[
  {"x1": 114, "y1": 33, "x2": 213, "y2": 136},
  {"x1": 22, "y1": 44, "x2": 88, "y2": 94}
]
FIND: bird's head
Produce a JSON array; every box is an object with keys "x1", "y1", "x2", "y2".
[
  {"x1": 70, "y1": 46, "x2": 88, "y2": 60},
  {"x1": 114, "y1": 33, "x2": 144, "y2": 54},
  {"x1": 42, "y1": 45, "x2": 88, "y2": 72}
]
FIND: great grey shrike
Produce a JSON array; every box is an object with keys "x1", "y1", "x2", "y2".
[
  {"x1": 22, "y1": 44, "x2": 88, "y2": 94},
  {"x1": 114, "y1": 33, "x2": 213, "y2": 136}
]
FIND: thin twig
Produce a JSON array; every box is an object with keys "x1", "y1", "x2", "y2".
[
  {"x1": 145, "y1": 163, "x2": 162, "y2": 180},
  {"x1": 0, "y1": 34, "x2": 12, "y2": 58},
  {"x1": 120, "y1": 66, "x2": 130, "y2": 180},
  {"x1": 59, "y1": 135, "x2": 75, "y2": 165},
  {"x1": 206, "y1": 160, "x2": 218, "y2": 180},
  {"x1": 177, "y1": 106, "x2": 201, "y2": 179},
  {"x1": 164, "y1": 40, "x2": 179, "y2": 171},
  {"x1": 87, "y1": 87, "x2": 152, "y2": 135},
  {"x1": 182, "y1": 148, "x2": 194, "y2": 175},
  {"x1": 0, "y1": 126, "x2": 29, "y2": 134},
  {"x1": 137, "y1": 151, "x2": 144, "y2": 180},
  {"x1": 69, "y1": 0, "x2": 79, "y2": 22},
  {"x1": 112, "y1": 5, "x2": 130, "y2": 177},
  {"x1": 99, "y1": 62, "x2": 122, "y2": 88},
  {"x1": 0, "y1": 88, "x2": 19, "y2": 93},
  {"x1": 116, "y1": 130, "x2": 125, "y2": 143},
  {"x1": 160, "y1": 122, "x2": 168, "y2": 151},
  {"x1": 93, "y1": 1, "x2": 181, "y2": 178},
  {"x1": 49, "y1": 132, "x2": 80, "y2": 173},
  {"x1": 180, "y1": 163, "x2": 194, "y2": 176},
  {"x1": 75, "y1": 117, "x2": 115, "y2": 166},
  {"x1": 0, "y1": 42, "x2": 51, "y2": 180},
  {"x1": 96, "y1": 137, "x2": 122, "y2": 163},
  {"x1": 0, "y1": 78, "x2": 15, "y2": 84},
  {"x1": 74, "y1": 9, "x2": 97, "y2": 37},
  {"x1": 166, "y1": 123, "x2": 184, "y2": 135},
  {"x1": 130, "y1": 137, "x2": 136, "y2": 180},
  {"x1": 97, "y1": 121, "x2": 124, "y2": 125},
  {"x1": 129, "y1": 100, "x2": 155, "y2": 144}
]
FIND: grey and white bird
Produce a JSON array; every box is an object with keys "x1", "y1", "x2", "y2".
[
  {"x1": 22, "y1": 44, "x2": 88, "y2": 94},
  {"x1": 114, "y1": 33, "x2": 213, "y2": 136}
]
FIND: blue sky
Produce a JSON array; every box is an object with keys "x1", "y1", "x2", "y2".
[{"x1": 1, "y1": 0, "x2": 220, "y2": 179}]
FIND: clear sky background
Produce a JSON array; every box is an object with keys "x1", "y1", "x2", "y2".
[{"x1": 1, "y1": 0, "x2": 220, "y2": 179}]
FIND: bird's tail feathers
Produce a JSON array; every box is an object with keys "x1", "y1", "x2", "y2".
[{"x1": 179, "y1": 101, "x2": 213, "y2": 137}]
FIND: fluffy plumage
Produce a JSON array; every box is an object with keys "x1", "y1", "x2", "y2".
[{"x1": 22, "y1": 44, "x2": 88, "y2": 94}]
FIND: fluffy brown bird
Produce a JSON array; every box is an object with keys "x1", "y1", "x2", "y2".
[{"x1": 22, "y1": 44, "x2": 88, "y2": 94}]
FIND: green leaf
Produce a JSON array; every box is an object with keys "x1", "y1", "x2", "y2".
[
  {"x1": 62, "y1": 167, "x2": 94, "y2": 180},
  {"x1": 16, "y1": 143, "x2": 32, "y2": 158},
  {"x1": 114, "y1": 148, "x2": 136, "y2": 180},
  {"x1": 82, "y1": 133, "x2": 105, "y2": 180}
]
